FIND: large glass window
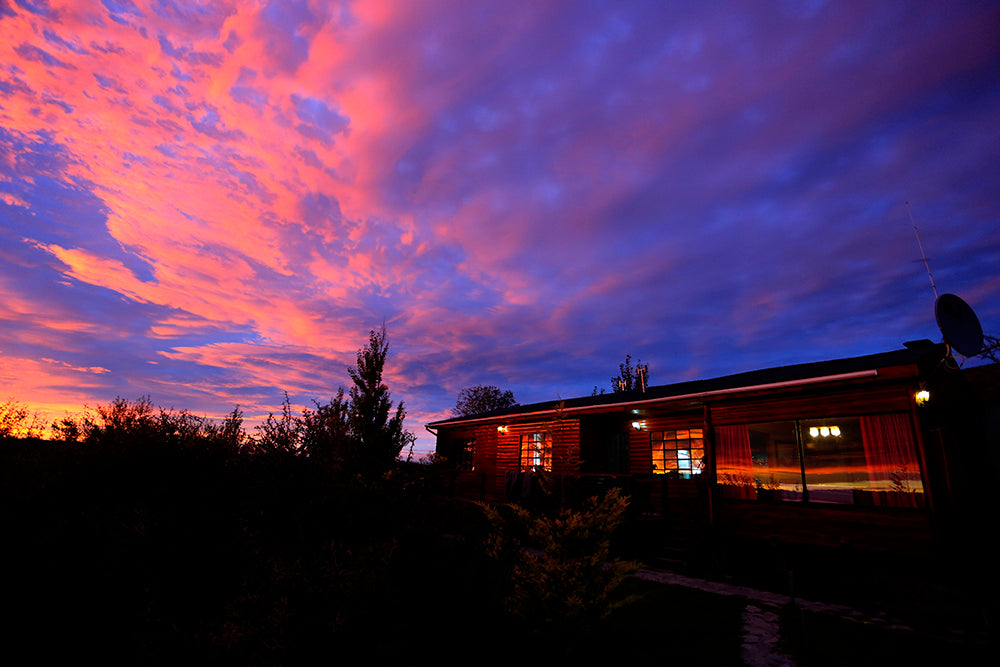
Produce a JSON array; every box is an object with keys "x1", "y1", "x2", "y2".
[
  {"x1": 749, "y1": 421, "x2": 803, "y2": 501},
  {"x1": 716, "y1": 414, "x2": 924, "y2": 507},
  {"x1": 801, "y1": 419, "x2": 865, "y2": 503},
  {"x1": 519, "y1": 432, "x2": 552, "y2": 472},
  {"x1": 651, "y1": 429, "x2": 704, "y2": 478}
]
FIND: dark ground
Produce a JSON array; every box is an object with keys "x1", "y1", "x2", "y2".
[{"x1": 3, "y1": 438, "x2": 995, "y2": 664}]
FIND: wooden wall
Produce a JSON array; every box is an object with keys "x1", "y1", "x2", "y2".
[
  {"x1": 708, "y1": 383, "x2": 914, "y2": 425},
  {"x1": 492, "y1": 419, "x2": 581, "y2": 500},
  {"x1": 629, "y1": 412, "x2": 704, "y2": 474},
  {"x1": 714, "y1": 500, "x2": 933, "y2": 551}
]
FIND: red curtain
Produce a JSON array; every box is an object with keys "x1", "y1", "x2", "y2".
[
  {"x1": 860, "y1": 413, "x2": 923, "y2": 508},
  {"x1": 715, "y1": 425, "x2": 756, "y2": 499}
]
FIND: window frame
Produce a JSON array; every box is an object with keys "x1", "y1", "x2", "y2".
[
  {"x1": 457, "y1": 438, "x2": 476, "y2": 471},
  {"x1": 519, "y1": 431, "x2": 552, "y2": 473},
  {"x1": 650, "y1": 428, "x2": 705, "y2": 478},
  {"x1": 715, "y1": 413, "x2": 926, "y2": 507}
]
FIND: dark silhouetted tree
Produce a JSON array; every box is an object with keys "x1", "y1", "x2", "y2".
[
  {"x1": 251, "y1": 392, "x2": 302, "y2": 459},
  {"x1": 348, "y1": 326, "x2": 414, "y2": 473},
  {"x1": 75, "y1": 395, "x2": 158, "y2": 450},
  {"x1": 300, "y1": 389, "x2": 351, "y2": 468},
  {"x1": 453, "y1": 385, "x2": 518, "y2": 417},
  {"x1": 203, "y1": 405, "x2": 246, "y2": 458},
  {"x1": 0, "y1": 399, "x2": 44, "y2": 439},
  {"x1": 52, "y1": 415, "x2": 82, "y2": 442}
]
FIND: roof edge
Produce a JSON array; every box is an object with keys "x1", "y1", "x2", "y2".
[{"x1": 427, "y1": 369, "x2": 879, "y2": 428}]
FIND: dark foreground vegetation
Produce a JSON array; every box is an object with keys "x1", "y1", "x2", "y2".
[
  {"x1": 6, "y1": 427, "x2": 993, "y2": 665},
  {"x1": 2, "y1": 424, "x2": 700, "y2": 663}
]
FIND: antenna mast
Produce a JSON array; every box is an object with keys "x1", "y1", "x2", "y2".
[{"x1": 906, "y1": 202, "x2": 938, "y2": 300}]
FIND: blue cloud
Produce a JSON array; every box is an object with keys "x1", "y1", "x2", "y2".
[
  {"x1": 13, "y1": 0, "x2": 54, "y2": 17},
  {"x1": 0, "y1": 74, "x2": 33, "y2": 96},
  {"x1": 101, "y1": 0, "x2": 142, "y2": 20},
  {"x1": 89, "y1": 40, "x2": 126, "y2": 55},
  {"x1": 188, "y1": 104, "x2": 247, "y2": 142},
  {"x1": 152, "y1": 94, "x2": 181, "y2": 115},
  {"x1": 230, "y1": 85, "x2": 268, "y2": 108},
  {"x1": 290, "y1": 94, "x2": 349, "y2": 146},
  {"x1": 13, "y1": 43, "x2": 76, "y2": 70},
  {"x1": 257, "y1": 0, "x2": 315, "y2": 73},
  {"x1": 154, "y1": 143, "x2": 179, "y2": 158},
  {"x1": 43, "y1": 29, "x2": 90, "y2": 54},
  {"x1": 157, "y1": 33, "x2": 222, "y2": 67},
  {"x1": 222, "y1": 30, "x2": 241, "y2": 53},
  {"x1": 42, "y1": 95, "x2": 73, "y2": 114}
]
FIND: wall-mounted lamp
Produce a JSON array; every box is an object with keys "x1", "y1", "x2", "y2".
[
  {"x1": 631, "y1": 420, "x2": 645, "y2": 430},
  {"x1": 915, "y1": 389, "x2": 930, "y2": 406},
  {"x1": 497, "y1": 425, "x2": 508, "y2": 434}
]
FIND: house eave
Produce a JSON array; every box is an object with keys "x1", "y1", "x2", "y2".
[{"x1": 427, "y1": 369, "x2": 880, "y2": 429}]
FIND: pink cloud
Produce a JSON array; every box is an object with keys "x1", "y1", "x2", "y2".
[{"x1": 0, "y1": 1, "x2": 997, "y2": 460}]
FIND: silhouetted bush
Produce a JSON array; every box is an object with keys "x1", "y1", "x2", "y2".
[{"x1": 478, "y1": 488, "x2": 641, "y2": 642}]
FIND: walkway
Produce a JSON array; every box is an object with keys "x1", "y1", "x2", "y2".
[{"x1": 635, "y1": 567, "x2": 922, "y2": 667}]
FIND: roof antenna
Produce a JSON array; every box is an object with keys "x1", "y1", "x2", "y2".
[
  {"x1": 906, "y1": 201, "x2": 938, "y2": 300},
  {"x1": 907, "y1": 203, "x2": 986, "y2": 364}
]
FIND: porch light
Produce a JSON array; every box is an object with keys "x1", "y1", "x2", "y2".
[
  {"x1": 497, "y1": 425, "x2": 508, "y2": 434},
  {"x1": 631, "y1": 420, "x2": 645, "y2": 430},
  {"x1": 915, "y1": 389, "x2": 930, "y2": 406}
]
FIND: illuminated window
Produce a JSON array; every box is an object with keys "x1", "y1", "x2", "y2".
[
  {"x1": 651, "y1": 429, "x2": 704, "y2": 478},
  {"x1": 519, "y1": 432, "x2": 552, "y2": 472},
  {"x1": 716, "y1": 415, "x2": 924, "y2": 507}
]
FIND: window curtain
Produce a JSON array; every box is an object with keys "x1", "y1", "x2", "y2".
[
  {"x1": 860, "y1": 413, "x2": 923, "y2": 508},
  {"x1": 715, "y1": 425, "x2": 756, "y2": 499}
]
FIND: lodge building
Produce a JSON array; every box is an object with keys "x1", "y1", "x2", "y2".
[{"x1": 427, "y1": 342, "x2": 1000, "y2": 558}]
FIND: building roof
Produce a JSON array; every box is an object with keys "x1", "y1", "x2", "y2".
[{"x1": 427, "y1": 342, "x2": 948, "y2": 429}]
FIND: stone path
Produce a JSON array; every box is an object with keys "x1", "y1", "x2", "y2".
[
  {"x1": 634, "y1": 568, "x2": 917, "y2": 666},
  {"x1": 635, "y1": 568, "x2": 879, "y2": 617},
  {"x1": 740, "y1": 603, "x2": 795, "y2": 667}
]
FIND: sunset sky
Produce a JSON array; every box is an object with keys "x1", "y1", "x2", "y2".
[{"x1": 2, "y1": 0, "x2": 998, "y2": 457}]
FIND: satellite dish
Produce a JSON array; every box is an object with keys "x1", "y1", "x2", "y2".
[{"x1": 935, "y1": 293, "x2": 984, "y2": 357}]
